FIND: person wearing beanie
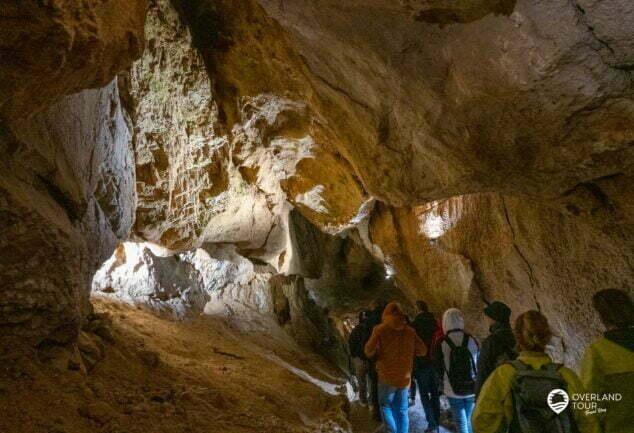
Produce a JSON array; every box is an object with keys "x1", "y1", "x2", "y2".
[{"x1": 475, "y1": 301, "x2": 517, "y2": 397}]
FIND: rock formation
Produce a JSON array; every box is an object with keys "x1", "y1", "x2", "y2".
[
  {"x1": 0, "y1": 0, "x2": 633, "y2": 377},
  {"x1": 366, "y1": 181, "x2": 634, "y2": 365},
  {"x1": 0, "y1": 80, "x2": 137, "y2": 356},
  {"x1": 0, "y1": 0, "x2": 147, "y2": 356},
  {"x1": 251, "y1": 0, "x2": 634, "y2": 202},
  {"x1": 0, "y1": 0, "x2": 148, "y2": 120}
]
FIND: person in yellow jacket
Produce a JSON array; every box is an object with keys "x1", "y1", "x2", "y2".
[
  {"x1": 472, "y1": 310, "x2": 599, "y2": 433},
  {"x1": 580, "y1": 288, "x2": 634, "y2": 433}
]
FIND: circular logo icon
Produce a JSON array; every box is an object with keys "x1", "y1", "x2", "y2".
[{"x1": 548, "y1": 389, "x2": 570, "y2": 414}]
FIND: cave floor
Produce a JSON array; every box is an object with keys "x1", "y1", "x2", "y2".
[
  {"x1": 348, "y1": 396, "x2": 452, "y2": 433},
  {"x1": 0, "y1": 298, "x2": 351, "y2": 433},
  {"x1": 0, "y1": 298, "x2": 452, "y2": 433}
]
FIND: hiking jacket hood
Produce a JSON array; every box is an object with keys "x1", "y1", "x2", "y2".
[
  {"x1": 443, "y1": 308, "x2": 464, "y2": 333},
  {"x1": 581, "y1": 331, "x2": 634, "y2": 433},
  {"x1": 364, "y1": 302, "x2": 426, "y2": 387},
  {"x1": 382, "y1": 302, "x2": 407, "y2": 330},
  {"x1": 604, "y1": 326, "x2": 634, "y2": 352},
  {"x1": 472, "y1": 352, "x2": 600, "y2": 433}
]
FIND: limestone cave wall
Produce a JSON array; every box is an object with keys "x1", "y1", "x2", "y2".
[
  {"x1": 0, "y1": 0, "x2": 632, "y2": 369},
  {"x1": 0, "y1": 0, "x2": 147, "y2": 356},
  {"x1": 0, "y1": 80, "x2": 137, "y2": 356},
  {"x1": 366, "y1": 175, "x2": 634, "y2": 366}
]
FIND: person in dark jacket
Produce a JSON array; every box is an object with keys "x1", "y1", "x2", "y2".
[
  {"x1": 409, "y1": 301, "x2": 441, "y2": 433},
  {"x1": 475, "y1": 301, "x2": 516, "y2": 397},
  {"x1": 366, "y1": 303, "x2": 386, "y2": 421},
  {"x1": 348, "y1": 311, "x2": 371, "y2": 404}
]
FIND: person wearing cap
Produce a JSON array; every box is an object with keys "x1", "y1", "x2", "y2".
[{"x1": 475, "y1": 301, "x2": 516, "y2": 397}]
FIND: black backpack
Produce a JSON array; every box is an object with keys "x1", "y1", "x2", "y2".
[
  {"x1": 444, "y1": 331, "x2": 477, "y2": 395},
  {"x1": 508, "y1": 360, "x2": 579, "y2": 433}
]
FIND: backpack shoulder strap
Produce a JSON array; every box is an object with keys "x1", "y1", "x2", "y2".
[
  {"x1": 507, "y1": 359, "x2": 532, "y2": 372},
  {"x1": 462, "y1": 333, "x2": 478, "y2": 374},
  {"x1": 541, "y1": 362, "x2": 564, "y2": 372},
  {"x1": 443, "y1": 334, "x2": 457, "y2": 350},
  {"x1": 461, "y1": 333, "x2": 469, "y2": 347}
]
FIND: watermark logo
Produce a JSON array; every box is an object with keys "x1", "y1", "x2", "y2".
[
  {"x1": 548, "y1": 389, "x2": 570, "y2": 414},
  {"x1": 571, "y1": 392, "x2": 621, "y2": 415}
]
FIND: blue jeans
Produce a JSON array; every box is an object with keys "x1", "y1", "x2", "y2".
[
  {"x1": 378, "y1": 382, "x2": 409, "y2": 433},
  {"x1": 448, "y1": 396, "x2": 475, "y2": 433}
]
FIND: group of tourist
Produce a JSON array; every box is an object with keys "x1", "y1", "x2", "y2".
[{"x1": 348, "y1": 288, "x2": 633, "y2": 433}]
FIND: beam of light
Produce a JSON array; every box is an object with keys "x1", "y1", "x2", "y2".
[
  {"x1": 417, "y1": 198, "x2": 462, "y2": 240},
  {"x1": 385, "y1": 262, "x2": 395, "y2": 279}
]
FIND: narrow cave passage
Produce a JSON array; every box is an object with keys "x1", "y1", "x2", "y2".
[
  {"x1": 1, "y1": 0, "x2": 633, "y2": 432},
  {"x1": 85, "y1": 230, "x2": 455, "y2": 433}
]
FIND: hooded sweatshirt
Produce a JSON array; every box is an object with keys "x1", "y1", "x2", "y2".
[
  {"x1": 364, "y1": 302, "x2": 427, "y2": 387},
  {"x1": 440, "y1": 308, "x2": 479, "y2": 398}
]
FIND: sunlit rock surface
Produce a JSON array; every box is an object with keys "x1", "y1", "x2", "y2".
[
  {"x1": 92, "y1": 243, "x2": 209, "y2": 318},
  {"x1": 91, "y1": 208, "x2": 397, "y2": 370},
  {"x1": 0, "y1": 81, "x2": 136, "y2": 356},
  {"x1": 128, "y1": 0, "x2": 369, "y2": 269}
]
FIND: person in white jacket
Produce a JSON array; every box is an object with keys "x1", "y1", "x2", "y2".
[{"x1": 439, "y1": 308, "x2": 479, "y2": 433}]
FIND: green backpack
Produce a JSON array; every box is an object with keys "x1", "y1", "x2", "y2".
[{"x1": 508, "y1": 360, "x2": 579, "y2": 433}]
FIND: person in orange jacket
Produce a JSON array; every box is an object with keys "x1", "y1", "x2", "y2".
[{"x1": 365, "y1": 302, "x2": 427, "y2": 433}]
